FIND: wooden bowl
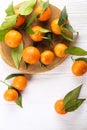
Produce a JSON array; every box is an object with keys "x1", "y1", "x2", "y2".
[{"x1": 0, "y1": 1, "x2": 72, "y2": 74}]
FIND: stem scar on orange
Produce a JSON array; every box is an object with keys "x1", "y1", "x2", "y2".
[
  {"x1": 15, "y1": 15, "x2": 26, "y2": 27},
  {"x1": 34, "y1": 6, "x2": 51, "y2": 21},
  {"x1": 22, "y1": 46, "x2": 41, "y2": 64},
  {"x1": 54, "y1": 99, "x2": 67, "y2": 115},
  {"x1": 29, "y1": 26, "x2": 44, "y2": 42},
  {"x1": 4, "y1": 89, "x2": 18, "y2": 101},
  {"x1": 12, "y1": 76, "x2": 27, "y2": 91},
  {"x1": 5, "y1": 30, "x2": 22, "y2": 48},
  {"x1": 72, "y1": 60, "x2": 87, "y2": 76},
  {"x1": 51, "y1": 19, "x2": 61, "y2": 35},
  {"x1": 40, "y1": 50, "x2": 55, "y2": 65},
  {"x1": 54, "y1": 43, "x2": 68, "y2": 58}
]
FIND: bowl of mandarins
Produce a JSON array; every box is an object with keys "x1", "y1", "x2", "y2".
[{"x1": 0, "y1": 0, "x2": 74, "y2": 74}]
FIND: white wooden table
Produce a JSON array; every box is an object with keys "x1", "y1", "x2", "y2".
[{"x1": 0, "y1": 0, "x2": 87, "y2": 130}]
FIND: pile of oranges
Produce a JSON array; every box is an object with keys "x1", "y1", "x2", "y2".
[
  {"x1": 5, "y1": 28, "x2": 68, "y2": 65},
  {"x1": 4, "y1": 0, "x2": 87, "y2": 77},
  {"x1": 4, "y1": 3, "x2": 69, "y2": 66}
]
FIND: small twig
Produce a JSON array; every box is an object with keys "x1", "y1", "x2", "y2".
[{"x1": 0, "y1": 80, "x2": 9, "y2": 87}]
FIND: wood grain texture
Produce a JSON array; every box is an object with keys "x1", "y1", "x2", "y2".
[{"x1": 0, "y1": 0, "x2": 87, "y2": 130}]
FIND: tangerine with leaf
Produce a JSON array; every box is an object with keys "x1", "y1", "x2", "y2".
[
  {"x1": 51, "y1": 19, "x2": 61, "y2": 35},
  {"x1": 29, "y1": 26, "x2": 44, "y2": 42},
  {"x1": 35, "y1": 6, "x2": 51, "y2": 21},
  {"x1": 4, "y1": 89, "x2": 18, "y2": 101},
  {"x1": 54, "y1": 43, "x2": 68, "y2": 58},
  {"x1": 54, "y1": 85, "x2": 85, "y2": 115}
]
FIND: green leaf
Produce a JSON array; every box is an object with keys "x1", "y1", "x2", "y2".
[
  {"x1": 5, "y1": 2, "x2": 15, "y2": 15},
  {"x1": 19, "y1": 0, "x2": 36, "y2": 15},
  {"x1": 75, "y1": 57, "x2": 87, "y2": 63},
  {"x1": 61, "y1": 31, "x2": 74, "y2": 42},
  {"x1": 0, "y1": 15, "x2": 17, "y2": 30},
  {"x1": 62, "y1": 24, "x2": 75, "y2": 33},
  {"x1": 25, "y1": 14, "x2": 37, "y2": 34},
  {"x1": 65, "y1": 46, "x2": 87, "y2": 56},
  {"x1": 64, "y1": 84, "x2": 82, "y2": 106},
  {"x1": 26, "y1": 14, "x2": 37, "y2": 27},
  {"x1": 7, "y1": 85, "x2": 23, "y2": 107},
  {"x1": 25, "y1": 27, "x2": 35, "y2": 34},
  {"x1": 58, "y1": 6, "x2": 68, "y2": 25},
  {"x1": 5, "y1": 73, "x2": 24, "y2": 80},
  {"x1": 15, "y1": 92, "x2": 22, "y2": 108},
  {"x1": 64, "y1": 99, "x2": 85, "y2": 112},
  {"x1": 40, "y1": 0, "x2": 49, "y2": 11},
  {"x1": 43, "y1": 32, "x2": 53, "y2": 45},
  {"x1": 40, "y1": 28, "x2": 50, "y2": 33},
  {"x1": 11, "y1": 42, "x2": 23, "y2": 69},
  {"x1": 64, "y1": 85, "x2": 86, "y2": 112},
  {"x1": 0, "y1": 29, "x2": 8, "y2": 42}
]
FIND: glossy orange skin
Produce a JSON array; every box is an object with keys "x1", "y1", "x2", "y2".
[
  {"x1": 16, "y1": 15, "x2": 26, "y2": 27},
  {"x1": 5, "y1": 30, "x2": 22, "y2": 48},
  {"x1": 35, "y1": 6, "x2": 51, "y2": 21},
  {"x1": 29, "y1": 26, "x2": 44, "y2": 42},
  {"x1": 72, "y1": 60, "x2": 87, "y2": 76},
  {"x1": 54, "y1": 43, "x2": 68, "y2": 58},
  {"x1": 12, "y1": 76, "x2": 27, "y2": 91},
  {"x1": 54, "y1": 99, "x2": 67, "y2": 115},
  {"x1": 41, "y1": 50, "x2": 54, "y2": 65},
  {"x1": 4, "y1": 89, "x2": 18, "y2": 101},
  {"x1": 23, "y1": 46, "x2": 41, "y2": 64},
  {"x1": 51, "y1": 19, "x2": 61, "y2": 35}
]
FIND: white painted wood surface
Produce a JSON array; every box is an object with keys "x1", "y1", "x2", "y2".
[{"x1": 0, "y1": 0, "x2": 87, "y2": 130}]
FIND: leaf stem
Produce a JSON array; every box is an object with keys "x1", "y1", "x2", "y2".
[
  {"x1": 0, "y1": 80, "x2": 9, "y2": 87},
  {"x1": 71, "y1": 56, "x2": 75, "y2": 62}
]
